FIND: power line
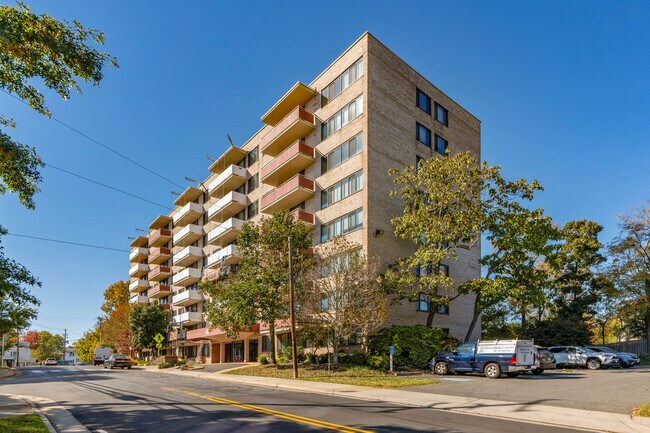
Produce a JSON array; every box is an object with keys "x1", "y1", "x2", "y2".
[
  {"x1": 6, "y1": 233, "x2": 129, "y2": 253},
  {"x1": 1, "y1": 89, "x2": 184, "y2": 189},
  {"x1": 44, "y1": 162, "x2": 172, "y2": 210}
]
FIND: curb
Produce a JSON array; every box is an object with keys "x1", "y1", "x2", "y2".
[
  {"x1": 0, "y1": 368, "x2": 17, "y2": 380},
  {"x1": 16, "y1": 395, "x2": 90, "y2": 433},
  {"x1": 143, "y1": 367, "x2": 650, "y2": 433}
]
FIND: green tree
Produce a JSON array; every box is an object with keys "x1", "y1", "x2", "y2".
[
  {"x1": 0, "y1": 2, "x2": 117, "y2": 207},
  {"x1": 74, "y1": 328, "x2": 99, "y2": 364},
  {"x1": 128, "y1": 303, "x2": 169, "y2": 351},
  {"x1": 200, "y1": 210, "x2": 312, "y2": 364},
  {"x1": 100, "y1": 281, "x2": 129, "y2": 315},
  {"x1": 304, "y1": 237, "x2": 387, "y2": 364},
  {"x1": 32, "y1": 330, "x2": 64, "y2": 361}
]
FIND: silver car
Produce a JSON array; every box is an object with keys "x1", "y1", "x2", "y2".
[
  {"x1": 548, "y1": 346, "x2": 619, "y2": 369},
  {"x1": 587, "y1": 346, "x2": 640, "y2": 368}
]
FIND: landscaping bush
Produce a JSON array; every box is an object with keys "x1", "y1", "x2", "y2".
[
  {"x1": 258, "y1": 355, "x2": 269, "y2": 365},
  {"x1": 175, "y1": 360, "x2": 186, "y2": 367},
  {"x1": 158, "y1": 362, "x2": 170, "y2": 369},
  {"x1": 304, "y1": 353, "x2": 318, "y2": 364},
  {"x1": 367, "y1": 354, "x2": 389, "y2": 370},
  {"x1": 316, "y1": 353, "x2": 330, "y2": 365},
  {"x1": 368, "y1": 325, "x2": 457, "y2": 370},
  {"x1": 342, "y1": 352, "x2": 368, "y2": 366},
  {"x1": 279, "y1": 346, "x2": 306, "y2": 363}
]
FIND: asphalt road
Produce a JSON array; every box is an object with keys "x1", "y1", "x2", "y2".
[
  {"x1": 410, "y1": 365, "x2": 650, "y2": 414},
  {"x1": 2, "y1": 366, "x2": 587, "y2": 433}
]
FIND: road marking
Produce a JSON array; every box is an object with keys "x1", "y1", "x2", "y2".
[
  {"x1": 438, "y1": 377, "x2": 474, "y2": 382},
  {"x1": 162, "y1": 386, "x2": 372, "y2": 433}
]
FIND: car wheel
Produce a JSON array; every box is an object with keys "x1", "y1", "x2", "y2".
[
  {"x1": 586, "y1": 358, "x2": 601, "y2": 370},
  {"x1": 127, "y1": 366, "x2": 132, "y2": 370},
  {"x1": 532, "y1": 368, "x2": 544, "y2": 375},
  {"x1": 621, "y1": 363, "x2": 631, "y2": 369},
  {"x1": 110, "y1": 366, "x2": 113, "y2": 370},
  {"x1": 434, "y1": 362, "x2": 449, "y2": 375},
  {"x1": 484, "y1": 363, "x2": 501, "y2": 379}
]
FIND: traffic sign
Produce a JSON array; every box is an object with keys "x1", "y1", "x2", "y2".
[
  {"x1": 156, "y1": 342, "x2": 163, "y2": 349},
  {"x1": 154, "y1": 333, "x2": 165, "y2": 344}
]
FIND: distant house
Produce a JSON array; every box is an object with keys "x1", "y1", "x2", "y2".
[
  {"x1": 63, "y1": 347, "x2": 78, "y2": 364},
  {"x1": 2, "y1": 342, "x2": 38, "y2": 366}
]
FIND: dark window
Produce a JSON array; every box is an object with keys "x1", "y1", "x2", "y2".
[
  {"x1": 247, "y1": 173, "x2": 259, "y2": 193},
  {"x1": 247, "y1": 147, "x2": 259, "y2": 166},
  {"x1": 436, "y1": 304, "x2": 449, "y2": 315},
  {"x1": 440, "y1": 264, "x2": 450, "y2": 277},
  {"x1": 435, "y1": 135, "x2": 448, "y2": 156},
  {"x1": 435, "y1": 103, "x2": 448, "y2": 126},
  {"x1": 261, "y1": 335, "x2": 271, "y2": 352},
  {"x1": 247, "y1": 200, "x2": 259, "y2": 219},
  {"x1": 416, "y1": 88, "x2": 431, "y2": 114},
  {"x1": 416, "y1": 123, "x2": 431, "y2": 147}
]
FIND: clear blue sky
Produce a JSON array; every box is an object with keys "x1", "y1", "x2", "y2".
[{"x1": 2, "y1": 1, "x2": 649, "y2": 343}]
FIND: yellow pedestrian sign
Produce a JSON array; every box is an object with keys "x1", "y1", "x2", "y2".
[{"x1": 154, "y1": 333, "x2": 165, "y2": 344}]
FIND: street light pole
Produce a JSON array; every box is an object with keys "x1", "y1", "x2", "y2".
[{"x1": 288, "y1": 236, "x2": 298, "y2": 379}]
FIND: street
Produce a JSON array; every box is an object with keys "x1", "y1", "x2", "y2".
[{"x1": 2, "y1": 366, "x2": 586, "y2": 433}]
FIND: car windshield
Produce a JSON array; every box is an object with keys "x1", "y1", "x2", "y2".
[
  {"x1": 454, "y1": 343, "x2": 473, "y2": 354},
  {"x1": 112, "y1": 355, "x2": 127, "y2": 359}
]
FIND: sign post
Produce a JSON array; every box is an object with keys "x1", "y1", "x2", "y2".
[{"x1": 389, "y1": 345, "x2": 394, "y2": 373}]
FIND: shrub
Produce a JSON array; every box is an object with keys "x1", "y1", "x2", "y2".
[
  {"x1": 305, "y1": 353, "x2": 318, "y2": 364},
  {"x1": 342, "y1": 352, "x2": 368, "y2": 366},
  {"x1": 367, "y1": 354, "x2": 389, "y2": 370},
  {"x1": 368, "y1": 325, "x2": 456, "y2": 370},
  {"x1": 158, "y1": 362, "x2": 170, "y2": 369},
  {"x1": 316, "y1": 353, "x2": 329, "y2": 365},
  {"x1": 175, "y1": 360, "x2": 186, "y2": 367},
  {"x1": 258, "y1": 355, "x2": 269, "y2": 365},
  {"x1": 279, "y1": 346, "x2": 306, "y2": 363}
]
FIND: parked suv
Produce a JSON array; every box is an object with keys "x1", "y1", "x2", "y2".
[
  {"x1": 548, "y1": 346, "x2": 619, "y2": 369},
  {"x1": 587, "y1": 346, "x2": 640, "y2": 368}
]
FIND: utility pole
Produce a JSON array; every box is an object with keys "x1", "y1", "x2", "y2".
[
  {"x1": 288, "y1": 236, "x2": 298, "y2": 379},
  {"x1": 63, "y1": 329, "x2": 67, "y2": 363},
  {"x1": 15, "y1": 330, "x2": 20, "y2": 368},
  {"x1": 1, "y1": 333, "x2": 5, "y2": 367}
]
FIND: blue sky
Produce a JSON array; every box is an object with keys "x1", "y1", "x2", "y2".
[{"x1": 2, "y1": 1, "x2": 649, "y2": 342}]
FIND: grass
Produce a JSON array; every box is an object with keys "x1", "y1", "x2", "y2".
[
  {"x1": 633, "y1": 403, "x2": 650, "y2": 417},
  {"x1": 0, "y1": 414, "x2": 48, "y2": 433},
  {"x1": 222, "y1": 364, "x2": 438, "y2": 388}
]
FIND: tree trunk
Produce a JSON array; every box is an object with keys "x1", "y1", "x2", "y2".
[
  {"x1": 645, "y1": 279, "x2": 650, "y2": 343},
  {"x1": 601, "y1": 322, "x2": 606, "y2": 345},
  {"x1": 426, "y1": 302, "x2": 435, "y2": 328},
  {"x1": 464, "y1": 292, "x2": 481, "y2": 343},
  {"x1": 520, "y1": 305, "x2": 527, "y2": 336},
  {"x1": 269, "y1": 322, "x2": 276, "y2": 364},
  {"x1": 331, "y1": 329, "x2": 339, "y2": 366}
]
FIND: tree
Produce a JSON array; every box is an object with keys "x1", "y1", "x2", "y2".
[
  {"x1": 102, "y1": 303, "x2": 132, "y2": 354},
  {"x1": 128, "y1": 303, "x2": 169, "y2": 351},
  {"x1": 303, "y1": 237, "x2": 387, "y2": 364},
  {"x1": 100, "y1": 281, "x2": 129, "y2": 315},
  {"x1": 74, "y1": 328, "x2": 99, "y2": 364},
  {"x1": 0, "y1": 2, "x2": 117, "y2": 207},
  {"x1": 608, "y1": 202, "x2": 650, "y2": 342},
  {"x1": 22, "y1": 330, "x2": 39, "y2": 349},
  {"x1": 201, "y1": 210, "x2": 312, "y2": 364},
  {"x1": 32, "y1": 330, "x2": 64, "y2": 361}
]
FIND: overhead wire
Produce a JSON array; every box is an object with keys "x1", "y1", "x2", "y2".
[{"x1": 5, "y1": 233, "x2": 129, "y2": 253}]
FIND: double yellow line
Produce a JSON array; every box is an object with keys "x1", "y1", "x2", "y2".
[{"x1": 162, "y1": 386, "x2": 373, "y2": 433}]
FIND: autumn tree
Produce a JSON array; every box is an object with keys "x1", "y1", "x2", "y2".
[
  {"x1": 129, "y1": 303, "x2": 169, "y2": 352},
  {"x1": 303, "y1": 237, "x2": 387, "y2": 364},
  {"x1": 22, "y1": 330, "x2": 39, "y2": 349},
  {"x1": 33, "y1": 330, "x2": 64, "y2": 361},
  {"x1": 201, "y1": 210, "x2": 312, "y2": 364},
  {"x1": 101, "y1": 281, "x2": 129, "y2": 315},
  {"x1": 74, "y1": 328, "x2": 99, "y2": 364}
]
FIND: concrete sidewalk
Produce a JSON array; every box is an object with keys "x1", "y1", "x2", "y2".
[
  {"x1": 0, "y1": 394, "x2": 89, "y2": 433},
  {"x1": 143, "y1": 366, "x2": 650, "y2": 433}
]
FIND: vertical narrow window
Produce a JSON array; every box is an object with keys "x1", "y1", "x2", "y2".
[
  {"x1": 435, "y1": 135, "x2": 448, "y2": 156},
  {"x1": 417, "y1": 294, "x2": 429, "y2": 311},
  {"x1": 435, "y1": 103, "x2": 448, "y2": 126},
  {"x1": 247, "y1": 173, "x2": 259, "y2": 193},
  {"x1": 416, "y1": 123, "x2": 431, "y2": 147},
  {"x1": 248, "y1": 147, "x2": 259, "y2": 166},
  {"x1": 247, "y1": 200, "x2": 258, "y2": 219},
  {"x1": 416, "y1": 88, "x2": 431, "y2": 114}
]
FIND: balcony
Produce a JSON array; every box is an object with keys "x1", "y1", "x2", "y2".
[
  {"x1": 260, "y1": 175, "x2": 315, "y2": 214},
  {"x1": 209, "y1": 146, "x2": 248, "y2": 174},
  {"x1": 206, "y1": 244, "x2": 239, "y2": 268},
  {"x1": 204, "y1": 264, "x2": 239, "y2": 281},
  {"x1": 207, "y1": 191, "x2": 248, "y2": 223},
  {"x1": 207, "y1": 217, "x2": 244, "y2": 246},
  {"x1": 172, "y1": 289, "x2": 204, "y2": 307},
  {"x1": 208, "y1": 164, "x2": 247, "y2": 198},
  {"x1": 148, "y1": 283, "x2": 172, "y2": 299},
  {"x1": 130, "y1": 236, "x2": 147, "y2": 248},
  {"x1": 129, "y1": 279, "x2": 150, "y2": 293},
  {"x1": 173, "y1": 246, "x2": 202, "y2": 267},
  {"x1": 148, "y1": 265, "x2": 172, "y2": 282},
  {"x1": 173, "y1": 311, "x2": 203, "y2": 326},
  {"x1": 129, "y1": 263, "x2": 150, "y2": 278},
  {"x1": 159, "y1": 303, "x2": 171, "y2": 311},
  {"x1": 260, "y1": 107, "x2": 315, "y2": 157},
  {"x1": 261, "y1": 82, "x2": 315, "y2": 126},
  {"x1": 149, "y1": 215, "x2": 172, "y2": 230},
  {"x1": 172, "y1": 267, "x2": 202, "y2": 287},
  {"x1": 129, "y1": 247, "x2": 149, "y2": 264},
  {"x1": 173, "y1": 224, "x2": 203, "y2": 247},
  {"x1": 293, "y1": 209, "x2": 315, "y2": 227},
  {"x1": 173, "y1": 186, "x2": 202, "y2": 207},
  {"x1": 260, "y1": 140, "x2": 315, "y2": 187},
  {"x1": 129, "y1": 294, "x2": 149, "y2": 305},
  {"x1": 172, "y1": 202, "x2": 203, "y2": 227},
  {"x1": 148, "y1": 247, "x2": 172, "y2": 265},
  {"x1": 149, "y1": 228, "x2": 172, "y2": 247}
]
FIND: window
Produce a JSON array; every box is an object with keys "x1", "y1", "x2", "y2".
[
  {"x1": 322, "y1": 133, "x2": 363, "y2": 174},
  {"x1": 321, "y1": 95, "x2": 364, "y2": 140},
  {"x1": 435, "y1": 135, "x2": 448, "y2": 156},
  {"x1": 247, "y1": 173, "x2": 259, "y2": 193},
  {"x1": 436, "y1": 304, "x2": 449, "y2": 315},
  {"x1": 435, "y1": 103, "x2": 448, "y2": 126},
  {"x1": 261, "y1": 336, "x2": 271, "y2": 352},
  {"x1": 321, "y1": 170, "x2": 363, "y2": 209},
  {"x1": 201, "y1": 344, "x2": 210, "y2": 357},
  {"x1": 320, "y1": 208, "x2": 363, "y2": 243},
  {"x1": 417, "y1": 294, "x2": 429, "y2": 311},
  {"x1": 322, "y1": 58, "x2": 364, "y2": 106},
  {"x1": 247, "y1": 200, "x2": 258, "y2": 219},
  {"x1": 321, "y1": 295, "x2": 330, "y2": 312},
  {"x1": 247, "y1": 147, "x2": 259, "y2": 166},
  {"x1": 416, "y1": 155, "x2": 423, "y2": 173},
  {"x1": 416, "y1": 88, "x2": 431, "y2": 114},
  {"x1": 416, "y1": 123, "x2": 431, "y2": 147},
  {"x1": 455, "y1": 343, "x2": 473, "y2": 354},
  {"x1": 440, "y1": 264, "x2": 450, "y2": 277}
]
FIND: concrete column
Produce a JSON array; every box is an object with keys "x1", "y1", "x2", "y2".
[
  {"x1": 244, "y1": 337, "x2": 249, "y2": 362},
  {"x1": 219, "y1": 342, "x2": 225, "y2": 363}
]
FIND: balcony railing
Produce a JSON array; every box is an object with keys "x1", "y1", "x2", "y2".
[
  {"x1": 149, "y1": 228, "x2": 172, "y2": 247},
  {"x1": 172, "y1": 224, "x2": 203, "y2": 247},
  {"x1": 148, "y1": 283, "x2": 172, "y2": 299},
  {"x1": 173, "y1": 311, "x2": 203, "y2": 326},
  {"x1": 173, "y1": 245, "x2": 203, "y2": 267},
  {"x1": 172, "y1": 289, "x2": 204, "y2": 307},
  {"x1": 206, "y1": 244, "x2": 239, "y2": 269},
  {"x1": 148, "y1": 265, "x2": 172, "y2": 282},
  {"x1": 129, "y1": 263, "x2": 150, "y2": 278},
  {"x1": 207, "y1": 217, "x2": 244, "y2": 246},
  {"x1": 129, "y1": 247, "x2": 149, "y2": 263},
  {"x1": 129, "y1": 295, "x2": 149, "y2": 305},
  {"x1": 260, "y1": 107, "x2": 315, "y2": 157},
  {"x1": 207, "y1": 191, "x2": 248, "y2": 223},
  {"x1": 292, "y1": 209, "x2": 315, "y2": 226},
  {"x1": 172, "y1": 267, "x2": 202, "y2": 287},
  {"x1": 260, "y1": 140, "x2": 315, "y2": 187},
  {"x1": 208, "y1": 164, "x2": 247, "y2": 198},
  {"x1": 260, "y1": 174, "x2": 315, "y2": 214},
  {"x1": 148, "y1": 247, "x2": 172, "y2": 265},
  {"x1": 172, "y1": 202, "x2": 203, "y2": 227},
  {"x1": 129, "y1": 279, "x2": 150, "y2": 293}
]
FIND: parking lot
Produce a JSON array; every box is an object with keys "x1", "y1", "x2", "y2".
[{"x1": 409, "y1": 365, "x2": 650, "y2": 414}]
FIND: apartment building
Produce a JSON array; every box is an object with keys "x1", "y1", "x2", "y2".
[{"x1": 127, "y1": 32, "x2": 481, "y2": 363}]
